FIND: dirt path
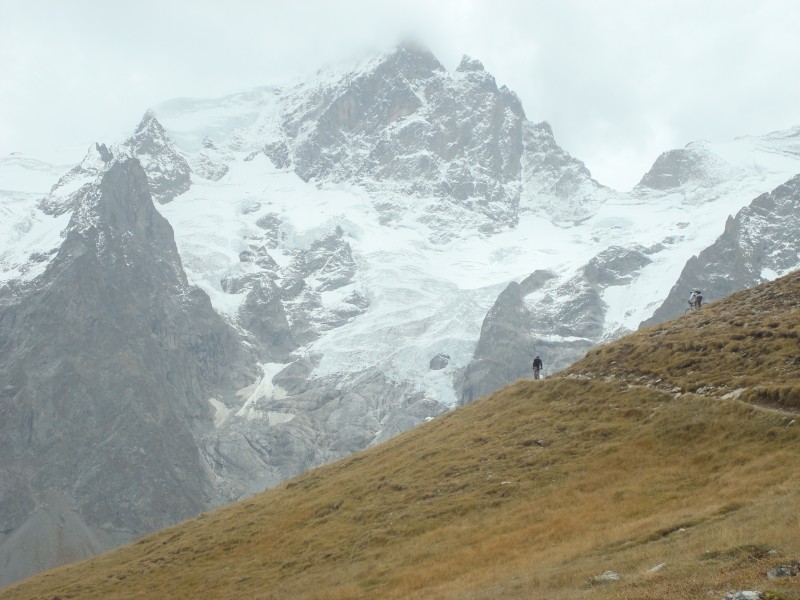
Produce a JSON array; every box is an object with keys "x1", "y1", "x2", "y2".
[{"x1": 557, "y1": 371, "x2": 799, "y2": 421}]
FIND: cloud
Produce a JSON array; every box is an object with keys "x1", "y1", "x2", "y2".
[{"x1": 1, "y1": 0, "x2": 799, "y2": 189}]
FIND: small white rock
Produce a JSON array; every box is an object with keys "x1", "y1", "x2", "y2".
[{"x1": 592, "y1": 570, "x2": 620, "y2": 583}]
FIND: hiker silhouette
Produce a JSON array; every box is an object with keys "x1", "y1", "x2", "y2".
[
  {"x1": 688, "y1": 289, "x2": 703, "y2": 309},
  {"x1": 532, "y1": 356, "x2": 543, "y2": 380}
]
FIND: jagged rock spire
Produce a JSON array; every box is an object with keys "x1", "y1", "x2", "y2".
[
  {"x1": 124, "y1": 110, "x2": 192, "y2": 203},
  {"x1": 0, "y1": 155, "x2": 255, "y2": 586},
  {"x1": 456, "y1": 55, "x2": 485, "y2": 73}
]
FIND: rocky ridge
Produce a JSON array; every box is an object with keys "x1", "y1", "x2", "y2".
[
  {"x1": 0, "y1": 158, "x2": 255, "y2": 585},
  {"x1": 643, "y1": 172, "x2": 800, "y2": 326},
  {"x1": 265, "y1": 43, "x2": 605, "y2": 239},
  {"x1": 460, "y1": 135, "x2": 800, "y2": 402}
]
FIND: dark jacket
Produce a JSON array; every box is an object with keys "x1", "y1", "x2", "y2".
[{"x1": 532, "y1": 357, "x2": 543, "y2": 369}]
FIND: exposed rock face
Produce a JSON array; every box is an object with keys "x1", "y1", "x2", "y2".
[
  {"x1": 191, "y1": 137, "x2": 231, "y2": 181},
  {"x1": 289, "y1": 227, "x2": 358, "y2": 292},
  {"x1": 126, "y1": 111, "x2": 192, "y2": 204},
  {"x1": 636, "y1": 142, "x2": 738, "y2": 191},
  {"x1": 205, "y1": 366, "x2": 447, "y2": 498},
  {"x1": 520, "y1": 121, "x2": 612, "y2": 222},
  {"x1": 39, "y1": 142, "x2": 112, "y2": 216},
  {"x1": 458, "y1": 245, "x2": 655, "y2": 404},
  {"x1": 455, "y1": 270, "x2": 598, "y2": 404},
  {"x1": 429, "y1": 354, "x2": 450, "y2": 370},
  {"x1": 456, "y1": 279, "x2": 538, "y2": 404},
  {"x1": 272, "y1": 43, "x2": 585, "y2": 238},
  {"x1": 39, "y1": 112, "x2": 192, "y2": 217},
  {"x1": 0, "y1": 159, "x2": 254, "y2": 586},
  {"x1": 272, "y1": 356, "x2": 318, "y2": 395},
  {"x1": 234, "y1": 226, "x2": 367, "y2": 360},
  {"x1": 584, "y1": 246, "x2": 652, "y2": 287},
  {"x1": 643, "y1": 173, "x2": 800, "y2": 326},
  {"x1": 238, "y1": 276, "x2": 297, "y2": 361}
]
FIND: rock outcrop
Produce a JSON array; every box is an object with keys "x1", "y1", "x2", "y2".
[
  {"x1": 458, "y1": 244, "x2": 655, "y2": 404},
  {"x1": 271, "y1": 43, "x2": 597, "y2": 239},
  {"x1": 643, "y1": 173, "x2": 800, "y2": 326},
  {"x1": 126, "y1": 111, "x2": 192, "y2": 204},
  {"x1": 0, "y1": 158, "x2": 254, "y2": 586},
  {"x1": 636, "y1": 142, "x2": 739, "y2": 191}
]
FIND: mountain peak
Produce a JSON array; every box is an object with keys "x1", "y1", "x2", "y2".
[
  {"x1": 0, "y1": 152, "x2": 257, "y2": 585},
  {"x1": 59, "y1": 157, "x2": 184, "y2": 281},
  {"x1": 455, "y1": 55, "x2": 485, "y2": 73},
  {"x1": 135, "y1": 109, "x2": 162, "y2": 135},
  {"x1": 375, "y1": 40, "x2": 446, "y2": 78},
  {"x1": 129, "y1": 111, "x2": 170, "y2": 157},
  {"x1": 635, "y1": 145, "x2": 734, "y2": 191},
  {"x1": 124, "y1": 110, "x2": 191, "y2": 204}
]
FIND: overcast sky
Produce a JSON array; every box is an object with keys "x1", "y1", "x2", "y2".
[{"x1": 2, "y1": 0, "x2": 799, "y2": 190}]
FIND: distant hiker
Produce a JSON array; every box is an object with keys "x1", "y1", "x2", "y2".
[
  {"x1": 532, "y1": 356, "x2": 543, "y2": 380},
  {"x1": 688, "y1": 289, "x2": 703, "y2": 310}
]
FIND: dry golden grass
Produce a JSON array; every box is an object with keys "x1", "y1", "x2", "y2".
[
  {"x1": 572, "y1": 270, "x2": 800, "y2": 407},
  {"x1": 3, "y1": 271, "x2": 800, "y2": 600}
]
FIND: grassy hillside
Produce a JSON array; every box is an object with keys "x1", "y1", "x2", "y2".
[{"x1": 3, "y1": 271, "x2": 800, "y2": 600}]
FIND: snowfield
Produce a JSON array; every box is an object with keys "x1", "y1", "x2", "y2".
[{"x1": 152, "y1": 91, "x2": 800, "y2": 407}]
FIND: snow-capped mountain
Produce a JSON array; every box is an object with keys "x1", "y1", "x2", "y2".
[
  {"x1": 1, "y1": 43, "x2": 799, "y2": 585},
  {"x1": 643, "y1": 168, "x2": 800, "y2": 326},
  {"x1": 0, "y1": 158, "x2": 257, "y2": 585},
  {"x1": 459, "y1": 127, "x2": 800, "y2": 401}
]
